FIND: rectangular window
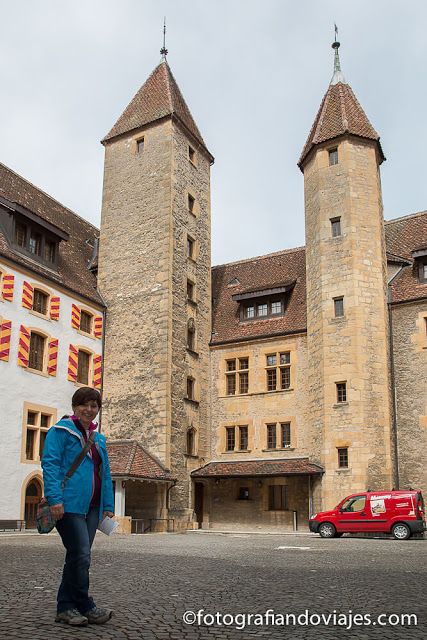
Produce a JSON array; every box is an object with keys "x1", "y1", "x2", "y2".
[
  {"x1": 338, "y1": 447, "x2": 349, "y2": 468},
  {"x1": 267, "y1": 423, "x2": 276, "y2": 449},
  {"x1": 15, "y1": 221, "x2": 27, "y2": 247},
  {"x1": 226, "y1": 426, "x2": 235, "y2": 451},
  {"x1": 188, "y1": 194, "x2": 195, "y2": 214},
  {"x1": 279, "y1": 352, "x2": 291, "y2": 389},
  {"x1": 244, "y1": 306, "x2": 255, "y2": 319},
  {"x1": 187, "y1": 235, "x2": 195, "y2": 259},
  {"x1": 44, "y1": 240, "x2": 56, "y2": 263},
  {"x1": 238, "y1": 487, "x2": 250, "y2": 500},
  {"x1": 271, "y1": 300, "x2": 282, "y2": 314},
  {"x1": 32, "y1": 289, "x2": 48, "y2": 316},
  {"x1": 336, "y1": 382, "x2": 347, "y2": 403},
  {"x1": 80, "y1": 310, "x2": 92, "y2": 334},
  {"x1": 419, "y1": 262, "x2": 427, "y2": 283},
  {"x1": 331, "y1": 217, "x2": 341, "y2": 237},
  {"x1": 257, "y1": 303, "x2": 268, "y2": 317},
  {"x1": 267, "y1": 368, "x2": 277, "y2": 391},
  {"x1": 137, "y1": 137, "x2": 145, "y2": 153},
  {"x1": 239, "y1": 426, "x2": 248, "y2": 450},
  {"x1": 29, "y1": 231, "x2": 42, "y2": 256},
  {"x1": 25, "y1": 428, "x2": 36, "y2": 460},
  {"x1": 238, "y1": 357, "x2": 249, "y2": 394},
  {"x1": 187, "y1": 279, "x2": 195, "y2": 301},
  {"x1": 267, "y1": 354, "x2": 276, "y2": 367},
  {"x1": 39, "y1": 430, "x2": 47, "y2": 458},
  {"x1": 334, "y1": 297, "x2": 344, "y2": 318},
  {"x1": 186, "y1": 377, "x2": 195, "y2": 400},
  {"x1": 23, "y1": 406, "x2": 54, "y2": 463},
  {"x1": 329, "y1": 148, "x2": 338, "y2": 166},
  {"x1": 188, "y1": 145, "x2": 196, "y2": 163},
  {"x1": 226, "y1": 359, "x2": 236, "y2": 395},
  {"x1": 29, "y1": 332, "x2": 45, "y2": 371},
  {"x1": 77, "y1": 350, "x2": 90, "y2": 385},
  {"x1": 281, "y1": 422, "x2": 291, "y2": 448},
  {"x1": 268, "y1": 485, "x2": 288, "y2": 510}
]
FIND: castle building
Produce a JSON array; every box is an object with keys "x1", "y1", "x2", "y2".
[{"x1": 0, "y1": 41, "x2": 426, "y2": 532}]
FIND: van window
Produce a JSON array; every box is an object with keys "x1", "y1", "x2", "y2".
[{"x1": 341, "y1": 496, "x2": 366, "y2": 513}]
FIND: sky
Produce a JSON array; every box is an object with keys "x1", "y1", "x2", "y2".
[{"x1": 0, "y1": 1, "x2": 426, "y2": 266}]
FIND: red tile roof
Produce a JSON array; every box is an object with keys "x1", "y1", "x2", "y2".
[
  {"x1": 107, "y1": 439, "x2": 175, "y2": 481},
  {"x1": 191, "y1": 458, "x2": 324, "y2": 478},
  {"x1": 211, "y1": 248, "x2": 306, "y2": 345},
  {"x1": 0, "y1": 162, "x2": 103, "y2": 305},
  {"x1": 385, "y1": 211, "x2": 427, "y2": 304},
  {"x1": 102, "y1": 61, "x2": 211, "y2": 158},
  {"x1": 299, "y1": 82, "x2": 384, "y2": 168}
]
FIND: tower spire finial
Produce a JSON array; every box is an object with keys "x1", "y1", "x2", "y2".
[
  {"x1": 160, "y1": 17, "x2": 168, "y2": 61},
  {"x1": 330, "y1": 24, "x2": 346, "y2": 85}
]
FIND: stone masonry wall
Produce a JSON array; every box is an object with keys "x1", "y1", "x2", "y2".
[
  {"x1": 392, "y1": 301, "x2": 427, "y2": 494},
  {"x1": 168, "y1": 125, "x2": 212, "y2": 521},
  {"x1": 97, "y1": 119, "x2": 173, "y2": 465},
  {"x1": 304, "y1": 137, "x2": 393, "y2": 511}
]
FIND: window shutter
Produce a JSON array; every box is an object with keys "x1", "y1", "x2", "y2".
[
  {"x1": 0, "y1": 319, "x2": 12, "y2": 362},
  {"x1": 94, "y1": 315, "x2": 103, "y2": 339},
  {"x1": 67, "y1": 344, "x2": 78, "y2": 382},
  {"x1": 93, "y1": 354, "x2": 102, "y2": 389},
  {"x1": 22, "y1": 281, "x2": 34, "y2": 309},
  {"x1": 17, "y1": 324, "x2": 30, "y2": 367},
  {"x1": 2, "y1": 274, "x2": 15, "y2": 302},
  {"x1": 71, "y1": 304, "x2": 81, "y2": 329},
  {"x1": 48, "y1": 338, "x2": 59, "y2": 376},
  {"x1": 50, "y1": 296, "x2": 60, "y2": 321}
]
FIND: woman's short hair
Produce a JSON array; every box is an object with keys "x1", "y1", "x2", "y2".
[{"x1": 71, "y1": 387, "x2": 102, "y2": 409}]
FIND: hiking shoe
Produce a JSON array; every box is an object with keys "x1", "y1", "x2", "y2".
[
  {"x1": 55, "y1": 609, "x2": 88, "y2": 626},
  {"x1": 83, "y1": 606, "x2": 113, "y2": 624}
]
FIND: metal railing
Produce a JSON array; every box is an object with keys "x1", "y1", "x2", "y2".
[{"x1": 131, "y1": 518, "x2": 175, "y2": 534}]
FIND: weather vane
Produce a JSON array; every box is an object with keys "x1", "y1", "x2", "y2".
[
  {"x1": 332, "y1": 23, "x2": 340, "y2": 50},
  {"x1": 160, "y1": 17, "x2": 168, "y2": 60}
]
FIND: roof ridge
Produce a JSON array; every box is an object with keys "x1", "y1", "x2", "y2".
[
  {"x1": 339, "y1": 83, "x2": 348, "y2": 129},
  {"x1": 0, "y1": 161, "x2": 99, "y2": 233},
  {"x1": 212, "y1": 245, "x2": 306, "y2": 270},
  {"x1": 126, "y1": 440, "x2": 138, "y2": 475},
  {"x1": 312, "y1": 89, "x2": 329, "y2": 144},
  {"x1": 385, "y1": 210, "x2": 427, "y2": 225},
  {"x1": 162, "y1": 61, "x2": 174, "y2": 113}
]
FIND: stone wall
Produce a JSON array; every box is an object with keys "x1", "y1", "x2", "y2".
[
  {"x1": 210, "y1": 334, "x2": 309, "y2": 459},
  {"x1": 303, "y1": 136, "x2": 393, "y2": 511},
  {"x1": 391, "y1": 301, "x2": 427, "y2": 493}
]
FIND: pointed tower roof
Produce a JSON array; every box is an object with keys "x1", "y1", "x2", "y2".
[
  {"x1": 298, "y1": 41, "x2": 384, "y2": 169},
  {"x1": 102, "y1": 61, "x2": 210, "y2": 155}
]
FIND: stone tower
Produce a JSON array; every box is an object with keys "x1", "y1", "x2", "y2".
[
  {"x1": 97, "y1": 57, "x2": 214, "y2": 528},
  {"x1": 299, "y1": 42, "x2": 393, "y2": 510}
]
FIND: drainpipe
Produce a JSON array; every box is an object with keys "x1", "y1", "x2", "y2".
[
  {"x1": 166, "y1": 480, "x2": 177, "y2": 509},
  {"x1": 95, "y1": 287, "x2": 108, "y2": 435},
  {"x1": 387, "y1": 280, "x2": 400, "y2": 490}
]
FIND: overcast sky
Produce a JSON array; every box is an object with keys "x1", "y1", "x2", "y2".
[{"x1": 0, "y1": 1, "x2": 426, "y2": 265}]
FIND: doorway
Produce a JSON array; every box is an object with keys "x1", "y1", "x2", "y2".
[
  {"x1": 194, "y1": 482, "x2": 204, "y2": 528},
  {"x1": 24, "y1": 478, "x2": 42, "y2": 528}
]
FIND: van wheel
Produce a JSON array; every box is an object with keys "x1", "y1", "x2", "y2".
[
  {"x1": 392, "y1": 523, "x2": 411, "y2": 540},
  {"x1": 318, "y1": 522, "x2": 336, "y2": 538}
]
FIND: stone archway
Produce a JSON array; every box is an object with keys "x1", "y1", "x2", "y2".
[{"x1": 24, "y1": 477, "x2": 42, "y2": 528}]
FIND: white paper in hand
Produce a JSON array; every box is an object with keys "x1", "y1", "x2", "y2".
[{"x1": 98, "y1": 516, "x2": 119, "y2": 536}]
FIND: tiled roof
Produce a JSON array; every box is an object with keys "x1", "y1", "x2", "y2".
[
  {"x1": 385, "y1": 211, "x2": 427, "y2": 303},
  {"x1": 191, "y1": 458, "x2": 324, "y2": 478},
  {"x1": 299, "y1": 82, "x2": 384, "y2": 168},
  {"x1": 107, "y1": 439, "x2": 175, "y2": 481},
  {"x1": 211, "y1": 248, "x2": 306, "y2": 345},
  {"x1": 103, "y1": 61, "x2": 210, "y2": 156},
  {"x1": 0, "y1": 162, "x2": 103, "y2": 305}
]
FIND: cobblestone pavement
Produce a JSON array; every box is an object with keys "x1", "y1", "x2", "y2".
[{"x1": 0, "y1": 531, "x2": 425, "y2": 640}]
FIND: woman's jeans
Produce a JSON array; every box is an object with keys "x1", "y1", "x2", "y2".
[{"x1": 55, "y1": 507, "x2": 99, "y2": 613}]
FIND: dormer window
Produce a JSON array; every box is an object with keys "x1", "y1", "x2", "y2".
[
  {"x1": 411, "y1": 248, "x2": 427, "y2": 283},
  {"x1": 0, "y1": 196, "x2": 68, "y2": 270}
]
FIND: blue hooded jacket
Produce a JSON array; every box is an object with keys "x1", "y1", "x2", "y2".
[{"x1": 41, "y1": 417, "x2": 115, "y2": 521}]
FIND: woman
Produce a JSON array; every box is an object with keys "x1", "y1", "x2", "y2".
[{"x1": 41, "y1": 387, "x2": 115, "y2": 626}]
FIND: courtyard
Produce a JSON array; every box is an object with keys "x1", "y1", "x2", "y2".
[{"x1": 0, "y1": 530, "x2": 425, "y2": 639}]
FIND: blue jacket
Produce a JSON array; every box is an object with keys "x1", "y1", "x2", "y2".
[{"x1": 41, "y1": 417, "x2": 115, "y2": 521}]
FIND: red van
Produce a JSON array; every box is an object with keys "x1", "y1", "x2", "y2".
[{"x1": 309, "y1": 490, "x2": 425, "y2": 540}]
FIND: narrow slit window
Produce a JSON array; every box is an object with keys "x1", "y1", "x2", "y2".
[
  {"x1": 334, "y1": 297, "x2": 344, "y2": 318},
  {"x1": 330, "y1": 217, "x2": 341, "y2": 237},
  {"x1": 137, "y1": 137, "x2": 145, "y2": 153},
  {"x1": 329, "y1": 148, "x2": 338, "y2": 166}
]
